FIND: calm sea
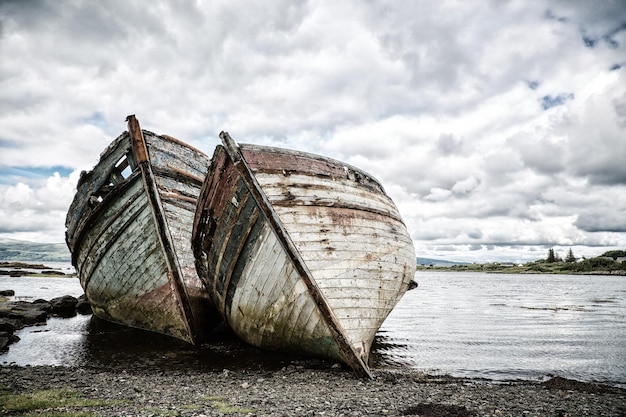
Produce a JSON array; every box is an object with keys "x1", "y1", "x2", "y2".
[
  {"x1": 377, "y1": 271, "x2": 626, "y2": 385},
  {"x1": 1, "y1": 270, "x2": 625, "y2": 385}
]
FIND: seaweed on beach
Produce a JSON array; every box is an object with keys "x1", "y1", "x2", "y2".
[
  {"x1": 400, "y1": 403, "x2": 474, "y2": 417},
  {"x1": 542, "y1": 376, "x2": 618, "y2": 394}
]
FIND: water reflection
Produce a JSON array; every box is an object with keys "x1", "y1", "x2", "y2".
[
  {"x1": 1, "y1": 315, "x2": 90, "y2": 366},
  {"x1": 2, "y1": 314, "x2": 332, "y2": 371},
  {"x1": 370, "y1": 332, "x2": 411, "y2": 368},
  {"x1": 83, "y1": 317, "x2": 332, "y2": 372},
  {"x1": 3, "y1": 311, "x2": 408, "y2": 372}
]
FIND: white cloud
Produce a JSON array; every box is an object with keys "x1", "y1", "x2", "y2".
[
  {"x1": 0, "y1": 0, "x2": 624, "y2": 262},
  {"x1": 0, "y1": 171, "x2": 80, "y2": 243}
]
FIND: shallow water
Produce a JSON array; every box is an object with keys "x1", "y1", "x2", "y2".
[
  {"x1": 1, "y1": 275, "x2": 82, "y2": 301},
  {"x1": 377, "y1": 271, "x2": 626, "y2": 385},
  {"x1": 1, "y1": 271, "x2": 625, "y2": 385}
]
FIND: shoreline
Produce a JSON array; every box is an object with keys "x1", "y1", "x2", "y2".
[
  {"x1": 0, "y1": 261, "x2": 75, "y2": 279},
  {"x1": 1, "y1": 364, "x2": 625, "y2": 416},
  {"x1": 3, "y1": 266, "x2": 625, "y2": 415},
  {"x1": 416, "y1": 267, "x2": 626, "y2": 276},
  {"x1": 3, "y1": 260, "x2": 625, "y2": 277}
]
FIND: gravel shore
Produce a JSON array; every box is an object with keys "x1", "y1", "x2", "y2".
[{"x1": 1, "y1": 364, "x2": 624, "y2": 416}]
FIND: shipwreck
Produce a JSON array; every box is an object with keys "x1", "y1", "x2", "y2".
[
  {"x1": 65, "y1": 115, "x2": 219, "y2": 344},
  {"x1": 192, "y1": 132, "x2": 416, "y2": 377}
]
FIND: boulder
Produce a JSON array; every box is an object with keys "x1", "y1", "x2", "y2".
[
  {"x1": 0, "y1": 332, "x2": 10, "y2": 351},
  {"x1": 76, "y1": 294, "x2": 92, "y2": 315},
  {"x1": 0, "y1": 289, "x2": 15, "y2": 296},
  {"x1": 0, "y1": 317, "x2": 21, "y2": 332},
  {"x1": 0, "y1": 294, "x2": 91, "y2": 352},
  {"x1": 32, "y1": 299, "x2": 52, "y2": 311},
  {"x1": 49, "y1": 295, "x2": 78, "y2": 317},
  {"x1": 0, "y1": 331, "x2": 20, "y2": 351},
  {"x1": 1, "y1": 301, "x2": 49, "y2": 325}
]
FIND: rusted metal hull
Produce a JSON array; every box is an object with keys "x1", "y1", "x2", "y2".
[
  {"x1": 65, "y1": 116, "x2": 218, "y2": 344},
  {"x1": 192, "y1": 133, "x2": 416, "y2": 377}
]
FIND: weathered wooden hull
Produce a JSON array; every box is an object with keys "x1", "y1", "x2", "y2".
[
  {"x1": 65, "y1": 116, "x2": 218, "y2": 344},
  {"x1": 192, "y1": 133, "x2": 416, "y2": 376}
]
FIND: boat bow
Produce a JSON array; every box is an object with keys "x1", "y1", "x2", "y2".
[{"x1": 220, "y1": 132, "x2": 372, "y2": 378}]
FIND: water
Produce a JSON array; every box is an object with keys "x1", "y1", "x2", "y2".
[
  {"x1": 377, "y1": 271, "x2": 626, "y2": 385},
  {"x1": 1, "y1": 275, "x2": 82, "y2": 301},
  {"x1": 1, "y1": 271, "x2": 625, "y2": 385}
]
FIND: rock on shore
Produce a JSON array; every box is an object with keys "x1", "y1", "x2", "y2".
[
  {"x1": 0, "y1": 294, "x2": 91, "y2": 351},
  {"x1": 1, "y1": 365, "x2": 624, "y2": 416}
]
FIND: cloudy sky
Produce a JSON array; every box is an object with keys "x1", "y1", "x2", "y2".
[{"x1": 1, "y1": 0, "x2": 625, "y2": 263}]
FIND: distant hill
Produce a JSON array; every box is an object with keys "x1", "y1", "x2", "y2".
[
  {"x1": 416, "y1": 257, "x2": 469, "y2": 267},
  {"x1": 0, "y1": 238, "x2": 71, "y2": 262}
]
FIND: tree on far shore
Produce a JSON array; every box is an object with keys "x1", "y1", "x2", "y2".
[{"x1": 565, "y1": 248, "x2": 576, "y2": 263}]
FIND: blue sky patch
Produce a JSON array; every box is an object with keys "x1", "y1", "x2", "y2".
[
  {"x1": 85, "y1": 111, "x2": 106, "y2": 128},
  {"x1": 582, "y1": 22, "x2": 625, "y2": 49},
  {"x1": 541, "y1": 93, "x2": 574, "y2": 110},
  {"x1": 527, "y1": 80, "x2": 540, "y2": 90},
  {"x1": 544, "y1": 9, "x2": 567, "y2": 23},
  {"x1": 583, "y1": 36, "x2": 597, "y2": 48},
  {"x1": 0, "y1": 166, "x2": 74, "y2": 185},
  {"x1": 0, "y1": 137, "x2": 20, "y2": 148}
]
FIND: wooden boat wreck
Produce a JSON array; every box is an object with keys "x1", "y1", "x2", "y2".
[
  {"x1": 192, "y1": 132, "x2": 416, "y2": 377},
  {"x1": 65, "y1": 115, "x2": 218, "y2": 344}
]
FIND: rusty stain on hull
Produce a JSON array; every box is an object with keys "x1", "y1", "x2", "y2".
[
  {"x1": 192, "y1": 133, "x2": 416, "y2": 377},
  {"x1": 65, "y1": 115, "x2": 219, "y2": 344}
]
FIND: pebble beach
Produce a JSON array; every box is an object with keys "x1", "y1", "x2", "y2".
[{"x1": 2, "y1": 364, "x2": 625, "y2": 416}]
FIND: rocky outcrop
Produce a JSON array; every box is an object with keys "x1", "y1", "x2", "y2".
[
  {"x1": 0, "y1": 331, "x2": 19, "y2": 351},
  {"x1": 1, "y1": 300, "x2": 50, "y2": 326},
  {"x1": 49, "y1": 295, "x2": 78, "y2": 317},
  {"x1": 76, "y1": 294, "x2": 92, "y2": 314},
  {"x1": 0, "y1": 293, "x2": 91, "y2": 352}
]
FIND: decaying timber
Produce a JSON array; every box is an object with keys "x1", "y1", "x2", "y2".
[
  {"x1": 192, "y1": 132, "x2": 416, "y2": 377},
  {"x1": 65, "y1": 115, "x2": 219, "y2": 344}
]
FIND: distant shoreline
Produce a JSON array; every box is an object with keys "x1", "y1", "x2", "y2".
[
  {"x1": 417, "y1": 264, "x2": 626, "y2": 276},
  {"x1": 2, "y1": 260, "x2": 625, "y2": 278},
  {"x1": 0, "y1": 261, "x2": 75, "y2": 278},
  {"x1": 417, "y1": 249, "x2": 626, "y2": 276}
]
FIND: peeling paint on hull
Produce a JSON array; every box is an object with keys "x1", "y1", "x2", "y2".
[
  {"x1": 65, "y1": 116, "x2": 219, "y2": 344},
  {"x1": 192, "y1": 133, "x2": 416, "y2": 377}
]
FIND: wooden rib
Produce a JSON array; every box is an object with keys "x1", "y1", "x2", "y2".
[
  {"x1": 160, "y1": 191, "x2": 198, "y2": 204},
  {"x1": 161, "y1": 134, "x2": 208, "y2": 157},
  {"x1": 166, "y1": 163, "x2": 205, "y2": 184}
]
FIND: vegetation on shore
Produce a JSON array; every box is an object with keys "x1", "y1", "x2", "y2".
[
  {"x1": 0, "y1": 386, "x2": 253, "y2": 417},
  {"x1": 417, "y1": 249, "x2": 626, "y2": 275},
  {"x1": 0, "y1": 388, "x2": 117, "y2": 416}
]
